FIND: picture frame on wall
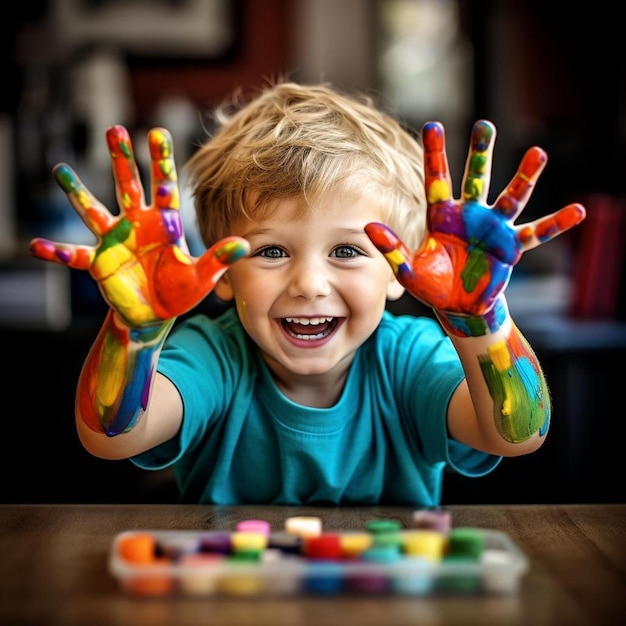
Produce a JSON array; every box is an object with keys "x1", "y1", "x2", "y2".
[{"x1": 52, "y1": 0, "x2": 240, "y2": 62}]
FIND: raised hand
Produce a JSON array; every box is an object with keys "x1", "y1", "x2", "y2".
[
  {"x1": 30, "y1": 126, "x2": 249, "y2": 328},
  {"x1": 365, "y1": 120, "x2": 586, "y2": 317}
]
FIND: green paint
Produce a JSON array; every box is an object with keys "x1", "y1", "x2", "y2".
[
  {"x1": 461, "y1": 247, "x2": 488, "y2": 293},
  {"x1": 119, "y1": 139, "x2": 133, "y2": 160},
  {"x1": 54, "y1": 166, "x2": 78, "y2": 193},
  {"x1": 97, "y1": 218, "x2": 132, "y2": 256},
  {"x1": 463, "y1": 154, "x2": 487, "y2": 196},
  {"x1": 463, "y1": 315, "x2": 488, "y2": 336},
  {"x1": 479, "y1": 355, "x2": 549, "y2": 443}
]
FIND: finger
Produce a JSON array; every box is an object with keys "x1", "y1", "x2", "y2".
[
  {"x1": 106, "y1": 125, "x2": 146, "y2": 213},
  {"x1": 197, "y1": 236, "x2": 251, "y2": 286},
  {"x1": 148, "y1": 128, "x2": 180, "y2": 213},
  {"x1": 461, "y1": 120, "x2": 495, "y2": 203},
  {"x1": 53, "y1": 164, "x2": 116, "y2": 237},
  {"x1": 517, "y1": 203, "x2": 586, "y2": 251},
  {"x1": 422, "y1": 121, "x2": 454, "y2": 208},
  {"x1": 29, "y1": 238, "x2": 95, "y2": 270},
  {"x1": 493, "y1": 147, "x2": 548, "y2": 221},
  {"x1": 152, "y1": 236, "x2": 250, "y2": 318},
  {"x1": 364, "y1": 222, "x2": 414, "y2": 282},
  {"x1": 365, "y1": 222, "x2": 453, "y2": 309}
]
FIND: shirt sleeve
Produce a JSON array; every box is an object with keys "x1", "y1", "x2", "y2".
[
  {"x1": 376, "y1": 312, "x2": 502, "y2": 478},
  {"x1": 130, "y1": 310, "x2": 253, "y2": 470}
]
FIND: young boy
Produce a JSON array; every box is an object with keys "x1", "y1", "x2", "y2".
[{"x1": 30, "y1": 81, "x2": 586, "y2": 505}]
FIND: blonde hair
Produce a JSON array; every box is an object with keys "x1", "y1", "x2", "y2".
[{"x1": 185, "y1": 81, "x2": 426, "y2": 250}]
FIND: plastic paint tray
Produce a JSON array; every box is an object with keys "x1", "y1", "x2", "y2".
[{"x1": 109, "y1": 528, "x2": 529, "y2": 597}]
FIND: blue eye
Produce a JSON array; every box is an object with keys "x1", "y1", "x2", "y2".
[
  {"x1": 332, "y1": 245, "x2": 363, "y2": 258},
  {"x1": 255, "y1": 246, "x2": 286, "y2": 258}
]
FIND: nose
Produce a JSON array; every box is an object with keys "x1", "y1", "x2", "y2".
[{"x1": 286, "y1": 259, "x2": 332, "y2": 299}]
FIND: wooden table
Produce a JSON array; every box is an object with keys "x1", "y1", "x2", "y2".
[{"x1": 1, "y1": 504, "x2": 624, "y2": 625}]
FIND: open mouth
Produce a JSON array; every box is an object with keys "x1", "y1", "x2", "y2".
[{"x1": 281, "y1": 316, "x2": 338, "y2": 341}]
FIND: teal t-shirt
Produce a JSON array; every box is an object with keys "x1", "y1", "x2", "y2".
[{"x1": 131, "y1": 308, "x2": 501, "y2": 505}]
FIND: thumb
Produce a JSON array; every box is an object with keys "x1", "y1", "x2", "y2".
[
  {"x1": 364, "y1": 222, "x2": 414, "y2": 282},
  {"x1": 197, "y1": 237, "x2": 250, "y2": 288}
]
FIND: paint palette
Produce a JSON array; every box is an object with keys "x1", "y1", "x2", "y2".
[{"x1": 109, "y1": 517, "x2": 529, "y2": 597}]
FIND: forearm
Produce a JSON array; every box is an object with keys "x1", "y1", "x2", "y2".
[
  {"x1": 76, "y1": 309, "x2": 175, "y2": 438},
  {"x1": 438, "y1": 296, "x2": 551, "y2": 453}
]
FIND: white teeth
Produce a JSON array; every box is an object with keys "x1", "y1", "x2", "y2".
[{"x1": 284, "y1": 317, "x2": 333, "y2": 326}]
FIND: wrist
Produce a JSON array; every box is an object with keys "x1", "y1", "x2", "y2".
[
  {"x1": 110, "y1": 311, "x2": 174, "y2": 347},
  {"x1": 435, "y1": 296, "x2": 509, "y2": 338}
]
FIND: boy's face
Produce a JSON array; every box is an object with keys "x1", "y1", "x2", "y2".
[{"x1": 215, "y1": 192, "x2": 404, "y2": 392}]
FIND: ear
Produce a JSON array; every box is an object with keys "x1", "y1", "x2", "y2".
[
  {"x1": 386, "y1": 276, "x2": 405, "y2": 301},
  {"x1": 213, "y1": 271, "x2": 235, "y2": 302}
]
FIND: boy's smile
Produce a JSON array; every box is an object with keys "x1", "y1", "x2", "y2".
[
  {"x1": 216, "y1": 192, "x2": 403, "y2": 406},
  {"x1": 280, "y1": 316, "x2": 341, "y2": 345}
]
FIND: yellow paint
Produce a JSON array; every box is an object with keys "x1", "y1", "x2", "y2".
[
  {"x1": 170, "y1": 187, "x2": 180, "y2": 210},
  {"x1": 423, "y1": 237, "x2": 438, "y2": 251},
  {"x1": 97, "y1": 335, "x2": 127, "y2": 413},
  {"x1": 93, "y1": 246, "x2": 134, "y2": 279},
  {"x1": 104, "y1": 271, "x2": 154, "y2": 324},
  {"x1": 216, "y1": 573, "x2": 262, "y2": 596},
  {"x1": 487, "y1": 341, "x2": 512, "y2": 370},
  {"x1": 74, "y1": 188, "x2": 92, "y2": 210},
  {"x1": 173, "y1": 247, "x2": 192, "y2": 265},
  {"x1": 427, "y1": 179, "x2": 451, "y2": 204},
  {"x1": 126, "y1": 228, "x2": 137, "y2": 250},
  {"x1": 340, "y1": 532, "x2": 373, "y2": 558},
  {"x1": 230, "y1": 531, "x2": 268, "y2": 552},
  {"x1": 402, "y1": 530, "x2": 446, "y2": 561},
  {"x1": 121, "y1": 191, "x2": 132, "y2": 210},
  {"x1": 501, "y1": 396, "x2": 513, "y2": 416},
  {"x1": 238, "y1": 300, "x2": 248, "y2": 324},
  {"x1": 385, "y1": 248, "x2": 406, "y2": 273}
]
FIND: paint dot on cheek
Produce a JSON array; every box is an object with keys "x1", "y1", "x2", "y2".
[{"x1": 238, "y1": 300, "x2": 248, "y2": 323}]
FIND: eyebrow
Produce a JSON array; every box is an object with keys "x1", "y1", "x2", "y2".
[{"x1": 243, "y1": 226, "x2": 371, "y2": 239}]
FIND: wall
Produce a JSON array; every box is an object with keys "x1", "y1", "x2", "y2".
[{"x1": 2, "y1": 0, "x2": 625, "y2": 505}]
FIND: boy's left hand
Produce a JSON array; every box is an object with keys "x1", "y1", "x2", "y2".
[{"x1": 365, "y1": 120, "x2": 586, "y2": 315}]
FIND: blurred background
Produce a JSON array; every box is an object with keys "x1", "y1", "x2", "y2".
[{"x1": 1, "y1": 0, "x2": 624, "y2": 504}]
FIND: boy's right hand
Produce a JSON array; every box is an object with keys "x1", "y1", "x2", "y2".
[{"x1": 29, "y1": 125, "x2": 249, "y2": 328}]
